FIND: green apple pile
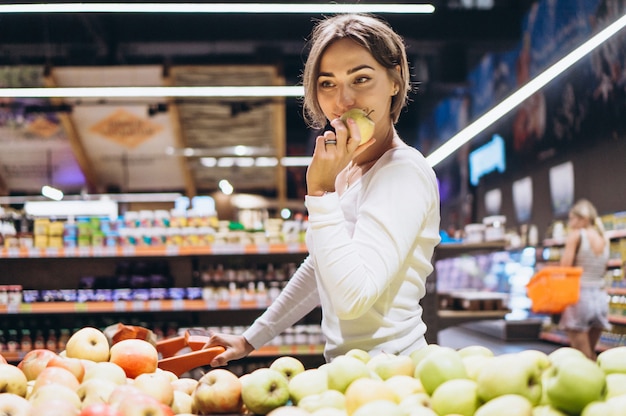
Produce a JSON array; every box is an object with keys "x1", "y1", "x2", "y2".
[{"x1": 3, "y1": 326, "x2": 626, "y2": 416}]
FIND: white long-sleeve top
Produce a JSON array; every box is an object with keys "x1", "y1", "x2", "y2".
[{"x1": 242, "y1": 145, "x2": 441, "y2": 361}]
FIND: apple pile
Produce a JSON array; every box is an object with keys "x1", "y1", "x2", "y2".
[{"x1": 2, "y1": 327, "x2": 626, "y2": 416}]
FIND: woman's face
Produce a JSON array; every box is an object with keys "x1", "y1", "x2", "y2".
[
  {"x1": 568, "y1": 213, "x2": 587, "y2": 229},
  {"x1": 316, "y1": 38, "x2": 397, "y2": 133}
]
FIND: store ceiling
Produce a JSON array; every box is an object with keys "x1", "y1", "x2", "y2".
[{"x1": 0, "y1": 0, "x2": 534, "y2": 202}]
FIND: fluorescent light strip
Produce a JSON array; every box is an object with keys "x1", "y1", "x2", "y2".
[
  {"x1": 426, "y1": 12, "x2": 626, "y2": 168},
  {"x1": 0, "y1": 85, "x2": 304, "y2": 99},
  {"x1": 0, "y1": 3, "x2": 435, "y2": 14}
]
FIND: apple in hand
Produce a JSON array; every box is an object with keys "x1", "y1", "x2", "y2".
[
  {"x1": 544, "y1": 356, "x2": 606, "y2": 415},
  {"x1": 366, "y1": 352, "x2": 414, "y2": 380},
  {"x1": 430, "y1": 378, "x2": 480, "y2": 416},
  {"x1": 269, "y1": 356, "x2": 306, "y2": 382},
  {"x1": 597, "y1": 346, "x2": 626, "y2": 375},
  {"x1": 17, "y1": 349, "x2": 57, "y2": 381},
  {"x1": 240, "y1": 368, "x2": 290, "y2": 415},
  {"x1": 325, "y1": 355, "x2": 371, "y2": 393},
  {"x1": 0, "y1": 363, "x2": 29, "y2": 397},
  {"x1": 109, "y1": 339, "x2": 158, "y2": 379},
  {"x1": 474, "y1": 394, "x2": 533, "y2": 416},
  {"x1": 415, "y1": 346, "x2": 467, "y2": 395},
  {"x1": 0, "y1": 393, "x2": 32, "y2": 416},
  {"x1": 340, "y1": 108, "x2": 375, "y2": 145},
  {"x1": 476, "y1": 353, "x2": 543, "y2": 405},
  {"x1": 66, "y1": 327, "x2": 110, "y2": 363},
  {"x1": 288, "y1": 368, "x2": 329, "y2": 405},
  {"x1": 192, "y1": 368, "x2": 243, "y2": 414}
]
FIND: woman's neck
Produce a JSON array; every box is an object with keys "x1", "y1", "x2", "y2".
[{"x1": 353, "y1": 124, "x2": 399, "y2": 167}]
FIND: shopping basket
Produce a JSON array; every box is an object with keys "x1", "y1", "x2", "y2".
[{"x1": 526, "y1": 266, "x2": 583, "y2": 314}]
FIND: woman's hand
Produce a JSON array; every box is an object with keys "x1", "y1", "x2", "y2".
[
  {"x1": 202, "y1": 332, "x2": 255, "y2": 367},
  {"x1": 306, "y1": 117, "x2": 375, "y2": 196}
]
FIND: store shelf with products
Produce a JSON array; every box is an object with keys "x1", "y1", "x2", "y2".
[
  {"x1": 0, "y1": 241, "x2": 323, "y2": 367},
  {"x1": 422, "y1": 240, "x2": 516, "y2": 344}
]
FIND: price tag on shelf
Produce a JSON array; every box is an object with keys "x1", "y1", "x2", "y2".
[
  {"x1": 287, "y1": 242, "x2": 302, "y2": 253},
  {"x1": 74, "y1": 303, "x2": 88, "y2": 312},
  {"x1": 131, "y1": 301, "x2": 145, "y2": 311},
  {"x1": 148, "y1": 300, "x2": 161, "y2": 311},
  {"x1": 46, "y1": 247, "x2": 60, "y2": 257},
  {"x1": 255, "y1": 244, "x2": 270, "y2": 254},
  {"x1": 77, "y1": 247, "x2": 91, "y2": 257},
  {"x1": 92, "y1": 247, "x2": 104, "y2": 257},
  {"x1": 102, "y1": 246, "x2": 117, "y2": 257},
  {"x1": 172, "y1": 299, "x2": 185, "y2": 311},
  {"x1": 165, "y1": 246, "x2": 180, "y2": 256},
  {"x1": 7, "y1": 248, "x2": 19, "y2": 258},
  {"x1": 114, "y1": 301, "x2": 127, "y2": 312},
  {"x1": 28, "y1": 248, "x2": 41, "y2": 258}
]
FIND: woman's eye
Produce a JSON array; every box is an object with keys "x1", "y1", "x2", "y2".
[
  {"x1": 354, "y1": 76, "x2": 370, "y2": 84},
  {"x1": 319, "y1": 80, "x2": 334, "y2": 88}
]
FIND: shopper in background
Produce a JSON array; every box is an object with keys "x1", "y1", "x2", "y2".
[
  {"x1": 559, "y1": 198, "x2": 611, "y2": 359},
  {"x1": 203, "y1": 13, "x2": 441, "y2": 365}
]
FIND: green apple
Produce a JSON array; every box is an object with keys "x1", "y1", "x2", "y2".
[
  {"x1": 366, "y1": 352, "x2": 414, "y2": 380},
  {"x1": 340, "y1": 108, "x2": 375, "y2": 145},
  {"x1": 597, "y1": 346, "x2": 626, "y2": 375},
  {"x1": 476, "y1": 353, "x2": 543, "y2": 405},
  {"x1": 457, "y1": 345, "x2": 494, "y2": 358},
  {"x1": 462, "y1": 354, "x2": 493, "y2": 380},
  {"x1": 475, "y1": 394, "x2": 533, "y2": 416},
  {"x1": 547, "y1": 346, "x2": 586, "y2": 366},
  {"x1": 240, "y1": 368, "x2": 290, "y2": 415},
  {"x1": 398, "y1": 393, "x2": 433, "y2": 415},
  {"x1": 517, "y1": 349, "x2": 551, "y2": 371},
  {"x1": 581, "y1": 400, "x2": 614, "y2": 416},
  {"x1": 344, "y1": 377, "x2": 396, "y2": 415},
  {"x1": 351, "y1": 399, "x2": 404, "y2": 416},
  {"x1": 288, "y1": 368, "x2": 329, "y2": 405},
  {"x1": 544, "y1": 356, "x2": 606, "y2": 415},
  {"x1": 430, "y1": 378, "x2": 480, "y2": 416},
  {"x1": 604, "y1": 372, "x2": 626, "y2": 399},
  {"x1": 345, "y1": 349, "x2": 371, "y2": 364},
  {"x1": 532, "y1": 404, "x2": 567, "y2": 415},
  {"x1": 384, "y1": 375, "x2": 424, "y2": 402},
  {"x1": 409, "y1": 344, "x2": 442, "y2": 369},
  {"x1": 297, "y1": 389, "x2": 345, "y2": 413},
  {"x1": 270, "y1": 356, "x2": 306, "y2": 382},
  {"x1": 415, "y1": 346, "x2": 468, "y2": 395},
  {"x1": 325, "y1": 355, "x2": 371, "y2": 393}
]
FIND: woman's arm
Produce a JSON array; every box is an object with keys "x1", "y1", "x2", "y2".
[{"x1": 560, "y1": 229, "x2": 580, "y2": 267}]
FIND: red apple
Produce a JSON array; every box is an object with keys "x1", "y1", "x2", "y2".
[
  {"x1": 115, "y1": 393, "x2": 175, "y2": 416},
  {"x1": 66, "y1": 327, "x2": 110, "y2": 363},
  {"x1": 0, "y1": 392, "x2": 32, "y2": 416},
  {"x1": 79, "y1": 403, "x2": 123, "y2": 416},
  {"x1": 17, "y1": 349, "x2": 57, "y2": 381},
  {"x1": 109, "y1": 339, "x2": 158, "y2": 379},
  {"x1": 193, "y1": 368, "x2": 243, "y2": 414},
  {"x1": 31, "y1": 366, "x2": 80, "y2": 394},
  {"x1": 132, "y1": 372, "x2": 174, "y2": 406},
  {"x1": 47, "y1": 355, "x2": 86, "y2": 382}
]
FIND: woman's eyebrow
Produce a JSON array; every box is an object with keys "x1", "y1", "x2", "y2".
[{"x1": 318, "y1": 64, "x2": 376, "y2": 78}]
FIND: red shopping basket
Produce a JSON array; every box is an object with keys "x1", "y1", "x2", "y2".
[{"x1": 526, "y1": 266, "x2": 583, "y2": 314}]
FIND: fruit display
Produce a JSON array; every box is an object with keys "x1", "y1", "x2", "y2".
[{"x1": 2, "y1": 326, "x2": 626, "y2": 416}]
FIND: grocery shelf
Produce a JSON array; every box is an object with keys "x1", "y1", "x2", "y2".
[
  {"x1": 609, "y1": 314, "x2": 626, "y2": 325},
  {"x1": 0, "y1": 299, "x2": 273, "y2": 315},
  {"x1": 539, "y1": 330, "x2": 613, "y2": 352},
  {"x1": 437, "y1": 310, "x2": 510, "y2": 330},
  {"x1": 0, "y1": 243, "x2": 308, "y2": 259},
  {"x1": 608, "y1": 287, "x2": 626, "y2": 295}
]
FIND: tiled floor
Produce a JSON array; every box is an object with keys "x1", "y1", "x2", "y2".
[{"x1": 437, "y1": 322, "x2": 562, "y2": 356}]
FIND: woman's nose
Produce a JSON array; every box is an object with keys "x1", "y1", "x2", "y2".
[{"x1": 336, "y1": 86, "x2": 355, "y2": 109}]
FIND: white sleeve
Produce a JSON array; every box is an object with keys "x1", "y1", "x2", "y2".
[
  {"x1": 305, "y1": 159, "x2": 438, "y2": 320},
  {"x1": 242, "y1": 256, "x2": 320, "y2": 349}
]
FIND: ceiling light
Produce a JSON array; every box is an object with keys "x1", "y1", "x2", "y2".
[
  {"x1": 41, "y1": 185, "x2": 64, "y2": 201},
  {"x1": 426, "y1": 11, "x2": 626, "y2": 168},
  {"x1": 0, "y1": 3, "x2": 435, "y2": 14},
  {"x1": 0, "y1": 85, "x2": 304, "y2": 99}
]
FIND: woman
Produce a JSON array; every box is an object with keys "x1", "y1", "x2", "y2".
[
  {"x1": 205, "y1": 13, "x2": 441, "y2": 365},
  {"x1": 559, "y1": 199, "x2": 611, "y2": 359}
]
